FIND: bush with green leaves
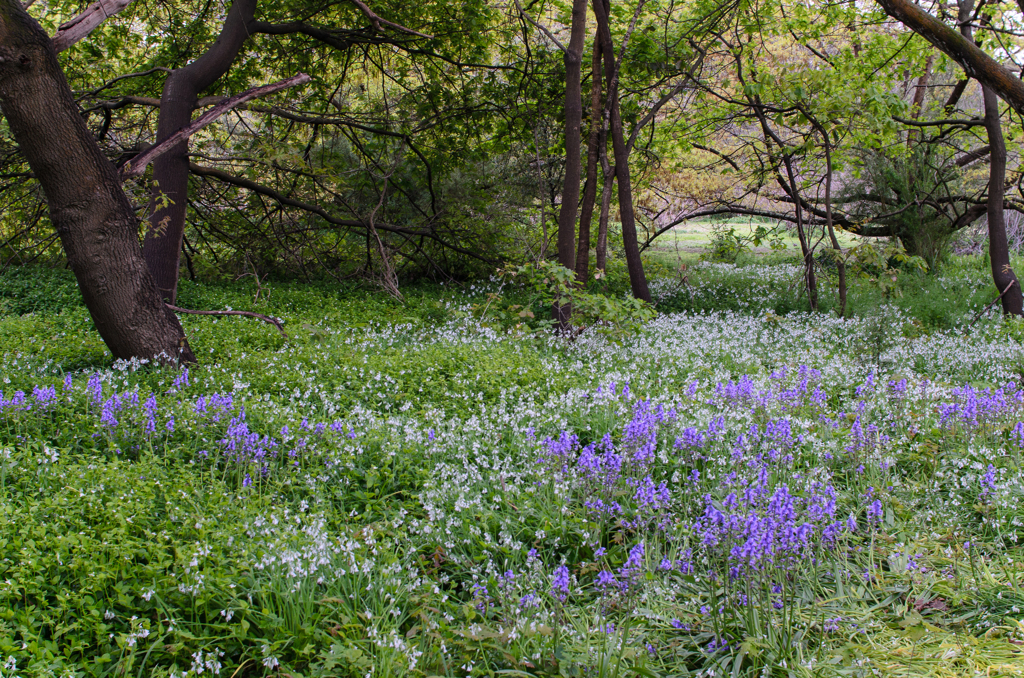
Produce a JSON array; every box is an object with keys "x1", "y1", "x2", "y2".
[{"x1": 492, "y1": 260, "x2": 656, "y2": 339}]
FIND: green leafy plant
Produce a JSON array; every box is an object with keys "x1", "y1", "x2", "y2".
[
  {"x1": 842, "y1": 238, "x2": 928, "y2": 299},
  {"x1": 701, "y1": 223, "x2": 786, "y2": 264},
  {"x1": 493, "y1": 260, "x2": 656, "y2": 339}
]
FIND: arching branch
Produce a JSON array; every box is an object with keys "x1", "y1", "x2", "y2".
[{"x1": 120, "y1": 73, "x2": 311, "y2": 180}]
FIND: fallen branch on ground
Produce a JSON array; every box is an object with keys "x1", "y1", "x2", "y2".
[{"x1": 166, "y1": 304, "x2": 287, "y2": 339}]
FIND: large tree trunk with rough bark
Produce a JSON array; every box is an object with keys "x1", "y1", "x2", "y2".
[
  {"x1": 143, "y1": 0, "x2": 257, "y2": 303},
  {"x1": 0, "y1": 0, "x2": 195, "y2": 363},
  {"x1": 592, "y1": 0, "x2": 650, "y2": 302}
]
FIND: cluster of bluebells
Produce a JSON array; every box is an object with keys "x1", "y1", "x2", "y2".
[
  {"x1": 939, "y1": 382, "x2": 1024, "y2": 430},
  {"x1": 537, "y1": 395, "x2": 679, "y2": 531},
  {"x1": 4, "y1": 352, "x2": 1024, "y2": 671}
]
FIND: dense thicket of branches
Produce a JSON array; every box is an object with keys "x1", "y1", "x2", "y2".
[{"x1": 3, "y1": 0, "x2": 1024, "y2": 359}]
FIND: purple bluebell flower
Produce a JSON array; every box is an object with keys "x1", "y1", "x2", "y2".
[
  {"x1": 87, "y1": 374, "x2": 103, "y2": 405},
  {"x1": 143, "y1": 395, "x2": 157, "y2": 435},
  {"x1": 32, "y1": 385, "x2": 56, "y2": 410},
  {"x1": 550, "y1": 565, "x2": 570, "y2": 601},
  {"x1": 980, "y1": 464, "x2": 998, "y2": 498}
]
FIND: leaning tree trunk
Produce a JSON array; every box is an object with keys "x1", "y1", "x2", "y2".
[
  {"x1": 0, "y1": 0, "x2": 195, "y2": 363},
  {"x1": 592, "y1": 0, "x2": 650, "y2": 302},
  {"x1": 143, "y1": 0, "x2": 257, "y2": 303},
  {"x1": 982, "y1": 84, "x2": 1023, "y2": 315},
  {"x1": 553, "y1": 0, "x2": 586, "y2": 327}
]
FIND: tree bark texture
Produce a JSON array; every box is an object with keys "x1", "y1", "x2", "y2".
[
  {"x1": 554, "y1": 0, "x2": 586, "y2": 326},
  {"x1": 956, "y1": 0, "x2": 1022, "y2": 315},
  {"x1": 907, "y1": 54, "x2": 932, "y2": 146},
  {"x1": 575, "y1": 40, "x2": 602, "y2": 284},
  {"x1": 143, "y1": 0, "x2": 257, "y2": 303},
  {"x1": 876, "y1": 0, "x2": 1024, "y2": 116},
  {"x1": 592, "y1": 0, "x2": 651, "y2": 302},
  {"x1": 982, "y1": 85, "x2": 1023, "y2": 315},
  {"x1": 0, "y1": 0, "x2": 195, "y2": 362}
]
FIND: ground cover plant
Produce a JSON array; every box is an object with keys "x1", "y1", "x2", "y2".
[{"x1": 3, "y1": 263, "x2": 1024, "y2": 677}]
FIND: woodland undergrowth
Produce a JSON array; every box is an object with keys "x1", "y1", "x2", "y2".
[{"x1": 2, "y1": 260, "x2": 1024, "y2": 677}]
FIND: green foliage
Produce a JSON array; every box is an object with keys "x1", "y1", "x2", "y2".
[
  {"x1": 494, "y1": 260, "x2": 657, "y2": 339},
  {"x1": 701, "y1": 224, "x2": 786, "y2": 264},
  {"x1": 842, "y1": 147, "x2": 968, "y2": 272},
  {"x1": 0, "y1": 266, "x2": 83, "y2": 316},
  {"x1": 841, "y1": 238, "x2": 929, "y2": 299}
]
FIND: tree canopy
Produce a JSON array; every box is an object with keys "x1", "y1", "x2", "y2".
[{"x1": 3, "y1": 0, "x2": 1024, "y2": 358}]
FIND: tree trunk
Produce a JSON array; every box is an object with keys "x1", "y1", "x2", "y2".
[
  {"x1": 143, "y1": 0, "x2": 257, "y2": 303},
  {"x1": 954, "y1": 0, "x2": 1022, "y2": 315},
  {"x1": 982, "y1": 84, "x2": 1023, "y2": 315},
  {"x1": 592, "y1": 0, "x2": 651, "y2": 302},
  {"x1": 0, "y1": 0, "x2": 195, "y2": 363},
  {"x1": 596, "y1": 158, "x2": 614, "y2": 274},
  {"x1": 782, "y1": 155, "x2": 818, "y2": 312},
  {"x1": 907, "y1": 55, "x2": 933, "y2": 146},
  {"x1": 554, "y1": 0, "x2": 586, "y2": 327},
  {"x1": 820, "y1": 129, "x2": 846, "y2": 317},
  {"x1": 575, "y1": 39, "x2": 602, "y2": 284}
]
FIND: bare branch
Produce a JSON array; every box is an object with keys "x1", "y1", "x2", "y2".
[
  {"x1": 513, "y1": 0, "x2": 566, "y2": 53},
  {"x1": 188, "y1": 163, "x2": 498, "y2": 263},
  {"x1": 120, "y1": 73, "x2": 311, "y2": 180},
  {"x1": 78, "y1": 66, "x2": 172, "y2": 100},
  {"x1": 957, "y1": 144, "x2": 992, "y2": 166},
  {"x1": 166, "y1": 304, "x2": 288, "y2": 338},
  {"x1": 877, "y1": 0, "x2": 1024, "y2": 115},
  {"x1": 893, "y1": 115, "x2": 986, "y2": 127},
  {"x1": 52, "y1": 0, "x2": 135, "y2": 53},
  {"x1": 347, "y1": 0, "x2": 433, "y2": 38}
]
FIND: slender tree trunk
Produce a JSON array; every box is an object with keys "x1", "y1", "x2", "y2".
[
  {"x1": 576, "y1": 40, "x2": 602, "y2": 284},
  {"x1": 808, "y1": 117, "x2": 847, "y2": 316},
  {"x1": 554, "y1": 0, "x2": 586, "y2": 327},
  {"x1": 907, "y1": 55, "x2": 933, "y2": 146},
  {"x1": 822, "y1": 147, "x2": 846, "y2": 317},
  {"x1": 143, "y1": 0, "x2": 257, "y2": 303},
  {"x1": 533, "y1": 124, "x2": 549, "y2": 261},
  {"x1": 592, "y1": 0, "x2": 650, "y2": 302},
  {"x1": 954, "y1": 0, "x2": 1022, "y2": 314},
  {"x1": 782, "y1": 155, "x2": 817, "y2": 311},
  {"x1": 0, "y1": 0, "x2": 195, "y2": 363},
  {"x1": 596, "y1": 158, "x2": 614, "y2": 274},
  {"x1": 982, "y1": 85, "x2": 1023, "y2": 315}
]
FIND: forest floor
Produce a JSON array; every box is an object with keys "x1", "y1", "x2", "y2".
[{"x1": 2, "y1": 256, "x2": 1024, "y2": 677}]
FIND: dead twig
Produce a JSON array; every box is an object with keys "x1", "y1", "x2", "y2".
[
  {"x1": 969, "y1": 280, "x2": 1016, "y2": 328},
  {"x1": 166, "y1": 304, "x2": 287, "y2": 338}
]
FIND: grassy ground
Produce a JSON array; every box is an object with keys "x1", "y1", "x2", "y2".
[
  {"x1": 644, "y1": 219, "x2": 867, "y2": 257},
  {"x1": 2, "y1": 258, "x2": 1024, "y2": 677}
]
